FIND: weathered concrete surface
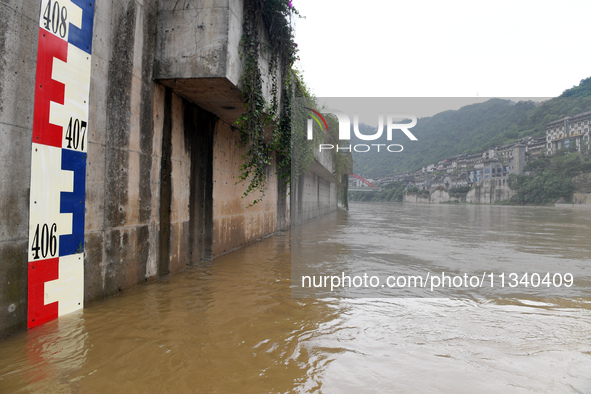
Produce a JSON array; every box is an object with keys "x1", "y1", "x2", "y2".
[
  {"x1": 154, "y1": 0, "x2": 244, "y2": 126},
  {"x1": 212, "y1": 122, "x2": 281, "y2": 256},
  {"x1": 404, "y1": 186, "x2": 514, "y2": 204},
  {"x1": 292, "y1": 167, "x2": 337, "y2": 225},
  {"x1": 571, "y1": 192, "x2": 591, "y2": 205},
  {"x1": 154, "y1": 0, "x2": 233, "y2": 81},
  {"x1": 429, "y1": 190, "x2": 451, "y2": 204},
  {"x1": 157, "y1": 77, "x2": 244, "y2": 129},
  {"x1": 154, "y1": 0, "x2": 279, "y2": 126},
  {"x1": 0, "y1": 0, "x2": 337, "y2": 339},
  {"x1": 168, "y1": 93, "x2": 191, "y2": 274},
  {"x1": 84, "y1": 0, "x2": 161, "y2": 305},
  {"x1": 0, "y1": 0, "x2": 39, "y2": 338},
  {"x1": 276, "y1": 156, "x2": 290, "y2": 231},
  {"x1": 466, "y1": 184, "x2": 514, "y2": 204},
  {"x1": 403, "y1": 190, "x2": 453, "y2": 204},
  {"x1": 403, "y1": 194, "x2": 430, "y2": 204},
  {"x1": 183, "y1": 97, "x2": 215, "y2": 267}
]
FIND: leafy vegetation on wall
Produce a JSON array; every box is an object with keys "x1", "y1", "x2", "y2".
[
  {"x1": 236, "y1": 0, "x2": 351, "y2": 204},
  {"x1": 236, "y1": 0, "x2": 298, "y2": 204}
]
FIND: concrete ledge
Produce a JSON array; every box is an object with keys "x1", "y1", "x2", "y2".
[
  {"x1": 154, "y1": 0, "x2": 280, "y2": 122},
  {"x1": 158, "y1": 78, "x2": 243, "y2": 126},
  {"x1": 309, "y1": 159, "x2": 337, "y2": 183}
]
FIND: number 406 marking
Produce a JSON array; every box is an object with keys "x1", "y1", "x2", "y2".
[{"x1": 31, "y1": 223, "x2": 58, "y2": 260}]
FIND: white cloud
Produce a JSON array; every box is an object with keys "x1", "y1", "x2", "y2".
[{"x1": 293, "y1": 0, "x2": 591, "y2": 97}]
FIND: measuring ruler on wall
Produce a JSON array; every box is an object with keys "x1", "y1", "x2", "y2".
[{"x1": 28, "y1": 0, "x2": 95, "y2": 328}]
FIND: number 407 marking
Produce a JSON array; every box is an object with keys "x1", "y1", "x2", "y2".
[{"x1": 65, "y1": 117, "x2": 87, "y2": 151}]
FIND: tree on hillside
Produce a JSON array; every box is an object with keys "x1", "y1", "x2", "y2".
[{"x1": 561, "y1": 77, "x2": 591, "y2": 97}]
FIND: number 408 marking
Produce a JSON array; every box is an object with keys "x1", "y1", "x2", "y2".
[{"x1": 42, "y1": 0, "x2": 68, "y2": 39}]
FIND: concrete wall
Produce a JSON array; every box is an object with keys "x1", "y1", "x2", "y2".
[
  {"x1": 83, "y1": 0, "x2": 159, "y2": 305},
  {"x1": 404, "y1": 190, "x2": 456, "y2": 204},
  {"x1": 212, "y1": 122, "x2": 283, "y2": 256},
  {"x1": 403, "y1": 186, "x2": 514, "y2": 204},
  {"x1": 466, "y1": 184, "x2": 514, "y2": 204},
  {"x1": 571, "y1": 192, "x2": 591, "y2": 205},
  {"x1": 429, "y1": 190, "x2": 451, "y2": 204},
  {"x1": 290, "y1": 145, "x2": 339, "y2": 225},
  {"x1": 0, "y1": 0, "x2": 39, "y2": 339},
  {"x1": 154, "y1": 0, "x2": 237, "y2": 81},
  {"x1": 403, "y1": 194, "x2": 431, "y2": 204},
  {"x1": 0, "y1": 0, "x2": 337, "y2": 338},
  {"x1": 292, "y1": 169, "x2": 337, "y2": 225}
]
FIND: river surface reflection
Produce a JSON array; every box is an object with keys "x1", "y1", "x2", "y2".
[{"x1": 1, "y1": 203, "x2": 590, "y2": 393}]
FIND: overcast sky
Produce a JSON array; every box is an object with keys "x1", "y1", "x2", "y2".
[{"x1": 293, "y1": 0, "x2": 591, "y2": 98}]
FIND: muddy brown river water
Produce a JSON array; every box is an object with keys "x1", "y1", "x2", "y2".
[{"x1": 1, "y1": 203, "x2": 590, "y2": 393}]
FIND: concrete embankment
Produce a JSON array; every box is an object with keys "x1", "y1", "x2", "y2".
[{"x1": 0, "y1": 0, "x2": 339, "y2": 338}]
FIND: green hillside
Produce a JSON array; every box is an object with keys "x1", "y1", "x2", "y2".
[
  {"x1": 352, "y1": 79, "x2": 591, "y2": 178},
  {"x1": 560, "y1": 76, "x2": 591, "y2": 97}
]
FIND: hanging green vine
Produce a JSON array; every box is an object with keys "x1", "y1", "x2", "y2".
[
  {"x1": 289, "y1": 74, "x2": 352, "y2": 194},
  {"x1": 289, "y1": 75, "x2": 318, "y2": 180},
  {"x1": 237, "y1": 0, "x2": 351, "y2": 206},
  {"x1": 236, "y1": 0, "x2": 299, "y2": 205}
]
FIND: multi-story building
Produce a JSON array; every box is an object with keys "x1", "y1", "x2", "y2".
[
  {"x1": 469, "y1": 166, "x2": 482, "y2": 183},
  {"x1": 546, "y1": 111, "x2": 591, "y2": 154},
  {"x1": 525, "y1": 136, "x2": 547, "y2": 156},
  {"x1": 458, "y1": 153, "x2": 485, "y2": 168},
  {"x1": 509, "y1": 144, "x2": 526, "y2": 175},
  {"x1": 495, "y1": 144, "x2": 515, "y2": 160}
]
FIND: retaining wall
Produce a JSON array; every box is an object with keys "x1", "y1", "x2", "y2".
[{"x1": 0, "y1": 0, "x2": 335, "y2": 339}]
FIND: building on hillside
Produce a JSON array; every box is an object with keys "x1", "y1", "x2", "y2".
[
  {"x1": 442, "y1": 173, "x2": 470, "y2": 189},
  {"x1": 546, "y1": 111, "x2": 591, "y2": 154},
  {"x1": 524, "y1": 136, "x2": 547, "y2": 156},
  {"x1": 495, "y1": 144, "x2": 515, "y2": 160},
  {"x1": 458, "y1": 153, "x2": 484, "y2": 168},
  {"x1": 469, "y1": 167, "x2": 482, "y2": 183},
  {"x1": 422, "y1": 164, "x2": 436, "y2": 173},
  {"x1": 508, "y1": 144, "x2": 526, "y2": 175}
]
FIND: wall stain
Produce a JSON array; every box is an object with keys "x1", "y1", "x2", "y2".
[
  {"x1": 0, "y1": 4, "x2": 7, "y2": 116},
  {"x1": 184, "y1": 101, "x2": 215, "y2": 265},
  {"x1": 158, "y1": 88, "x2": 172, "y2": 276},
  {"x1": 104, "y1": 1, "x2": 137, "y2": 227},
  {"x1": 0, "y1": 241, "x2": 28, "y2": 339},
  {"x1": 138, "y1": 1, "x2": 157, "y2": 224}
]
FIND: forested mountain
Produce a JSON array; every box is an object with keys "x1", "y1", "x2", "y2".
[
  {"x1": 352, "y1": 78, "x2": 591, "y2": 178},
  {"x1": 560, "y1": 77, "x2": 591, "y2": 97}
]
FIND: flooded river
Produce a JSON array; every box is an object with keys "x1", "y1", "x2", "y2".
[{"x1": 1, "y1": 203, "x2": 591, "y2": 393}]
